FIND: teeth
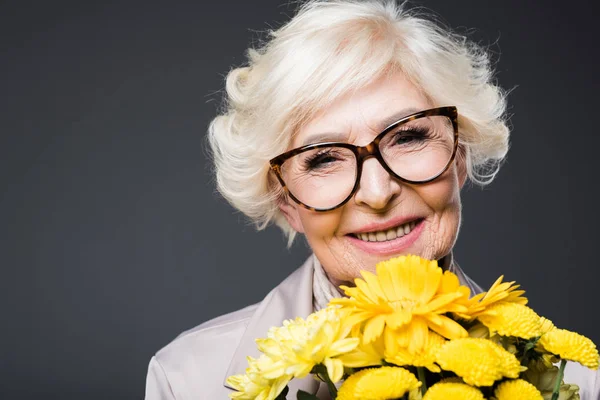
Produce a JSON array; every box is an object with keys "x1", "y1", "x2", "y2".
[{"x1": 355, "y1": 221, "x2": 418, "y2": 242}]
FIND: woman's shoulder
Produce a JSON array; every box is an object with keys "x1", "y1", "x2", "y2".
[
  {"x1": 155, "y1": 301, "x2": 259, "y2": 364},
  {"x1": 144, "y1": 257, "x2": 315, "y2": 399},
  {"x1": 145, "y1": 302, "x2": 260, "y2": 399},
  {"x1": 175, "y1": 302, "x2": 259, "y2": 342}
]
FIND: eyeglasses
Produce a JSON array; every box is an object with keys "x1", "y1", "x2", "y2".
[{"x1": 269, "y1": 106, "x2": 459, "y2": 211}]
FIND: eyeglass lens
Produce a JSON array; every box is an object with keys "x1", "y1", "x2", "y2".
[{"x1": 280, "y1": 115, "x2": 455, "y2": 210}]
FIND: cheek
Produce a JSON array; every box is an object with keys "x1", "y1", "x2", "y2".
[
  {"x1": 297, "y1": 207, "x2": 368, "y2": 285},
  {"x1": 297, "y1": 209, "x2": 343, "y2": 243},
  {"x1": 417, "y1": 168, "x2": 461, "y2": 212},
  {"x1": 416, "y1": 169, "x2": 462, "y2": 258}
]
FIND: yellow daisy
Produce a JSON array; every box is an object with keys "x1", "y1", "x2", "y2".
[
  {"x1": 456, "y1": 275, "x2": 527, "y2": 320},
  {"x1": 331, "y1": 255, "x2": 469, "y2": 353},
  {"x1": 494, "y1": 379, "x2": 543, "y2": 400},
  {"x1": 476, "y1": 302, "x2": 542, "y2": 339},
  {"x1": 537, "y1": 328, "x2": 599, "y2": 370},
  {"x1": 336, "y1": 366, "x2": 421, "y2": 400},
  {"x1": 423, "y1": 382, "x2": 485, "y2": 400},
  {"x1": 435, "y1": 338, "x2": 522, "y2": 386}
]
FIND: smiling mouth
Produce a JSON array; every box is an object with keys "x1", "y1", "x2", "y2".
[{"x1": 350, "y1": 219, "x2": 422, "y2": 243}]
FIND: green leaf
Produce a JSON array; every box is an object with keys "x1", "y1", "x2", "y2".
[
  {"x1": 297, "y1": 389, "x2": 321, "y2": 400},
  {"x1": 275, "y1": 386, "x2": 289, "y2": 400}
]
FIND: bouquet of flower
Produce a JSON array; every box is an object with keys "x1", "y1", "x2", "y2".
[{"x1": 227, "y1": 255, "x2": 599, "y2": 400}]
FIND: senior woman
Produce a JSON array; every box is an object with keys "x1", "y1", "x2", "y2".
[{"x1": 145, "y1": 1, "x2": 599, "y2": 399}]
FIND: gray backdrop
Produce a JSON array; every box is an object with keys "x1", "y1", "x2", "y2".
[{"x1": 1, "y1": 0, "x2": 599, "y2": 399}]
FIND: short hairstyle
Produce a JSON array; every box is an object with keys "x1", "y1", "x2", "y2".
[{"x1": 208, "y1": 0, "x2": 510, "y2": 244}]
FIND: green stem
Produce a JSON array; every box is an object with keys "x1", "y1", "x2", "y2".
[
  {"x1": 550, "y1": 359, "x2": 567, "y2": 400},
  {"x1": 417, "y1": 367, "x2": 427, "y2": 396},
  {"x1": 325, "y1": 378, "x2": 338, "y2": 398},
  {"x1": 315, "y1": 364, "x2": 338, "y2": 398}
]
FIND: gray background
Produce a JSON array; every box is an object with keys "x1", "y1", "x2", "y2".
[{"x1": 1, "y1": 0, "x2": 599, "y2": 399}]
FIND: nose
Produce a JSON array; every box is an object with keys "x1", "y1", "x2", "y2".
[{"x1": 353, "y1": 157, "x2": 402, "y2": 210}]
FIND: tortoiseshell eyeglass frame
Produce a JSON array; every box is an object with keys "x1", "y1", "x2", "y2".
[{"x1": 269, "y1": 106, "x2": 459, "y2": 212}]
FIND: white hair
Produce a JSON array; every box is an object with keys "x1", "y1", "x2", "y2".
[{"x1": 208, "y1": 0, "x2": 510, "y2": 244}]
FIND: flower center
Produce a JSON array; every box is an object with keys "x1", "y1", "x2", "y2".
[{"x1": 390, "y1": 298, "x2": 418, "y2": 311}]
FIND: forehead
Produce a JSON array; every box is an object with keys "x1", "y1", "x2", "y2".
[{"x1": 293, "y1": 71, "x2": 432, "y2": 146}]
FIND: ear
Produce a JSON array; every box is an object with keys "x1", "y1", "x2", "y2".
[{"x1": 278, "y1": 195, "x2": 305, "y2": 233}]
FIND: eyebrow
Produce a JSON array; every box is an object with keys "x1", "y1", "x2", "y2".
[{"x1": 299, "y1": 106, "x2": 422, "y2": 147}]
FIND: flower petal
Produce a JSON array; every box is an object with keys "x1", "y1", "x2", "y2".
[{"x1": 324, "y1": 357, "x2": 344, "y2": 383}]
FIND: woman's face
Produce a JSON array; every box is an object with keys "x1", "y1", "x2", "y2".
[{"x1": 279, "y1": 71, "x2": 467, "y2": 286}]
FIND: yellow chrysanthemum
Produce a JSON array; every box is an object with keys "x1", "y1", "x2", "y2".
[
  {"x1": 423, "y1": 382, "x2": 485, "y2": 400},
  {"x1": 456, "y1": 275, "x2": 528, "y2": 320},
  {"x1": 477, "y1": 302, "x2": 542, "y2": 339},
  {"x1": 255, "y1": 306, "x2": 359, "y2": 383},
  {"x1": 537, "y1": 328, "x2": 599, "y2": 370},
  {"x1": 385, "y1": 330, "x2": 446, "y2": 372},
  {"x1": 494, "y1": 379, "x2": 543, "y2": 400},
  {"x1": 337, "y1": 367, "x2": 421, "y2": 400},
  {"x1": 331, "y1": 255, "x2": 469, "y2": 353},
  {"x1": 540, "y1": 317, "x2": 556, "y2": 334},
  {"x1": 226, "y1": 356, "x2": 291, "y2": 400},
  {"x1": 436, "y1": 338, "x2": 522, "y2": 386}
]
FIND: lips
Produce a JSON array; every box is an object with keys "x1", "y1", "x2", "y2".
[
  {"x1": 346, "y1": 218, "x2": 425, "y2": 256},
  {"x1": 351, "y1": 220, "x2": 417, "y2": 242}
]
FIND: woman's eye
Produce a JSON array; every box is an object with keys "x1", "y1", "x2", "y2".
[
  {"x1": 307, "y1": 153, "x2": 338, "y2": 168},
  {"x1": 394, "y1": 133, "x2": 418, "y2": 144},
  {"x1": 393, "y1": 129, "x2": 428, "y2": 145},
  {"x1": 395, "y1": 134, "x2": 414, "y2": 144}
]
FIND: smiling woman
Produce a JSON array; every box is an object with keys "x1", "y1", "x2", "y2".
[
  {"x1": 143, "y1": 0, "x2": 599, "y2": 399},
  {"x1": 274, "y1": 74, "x2": 466, "y2": 287}
]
